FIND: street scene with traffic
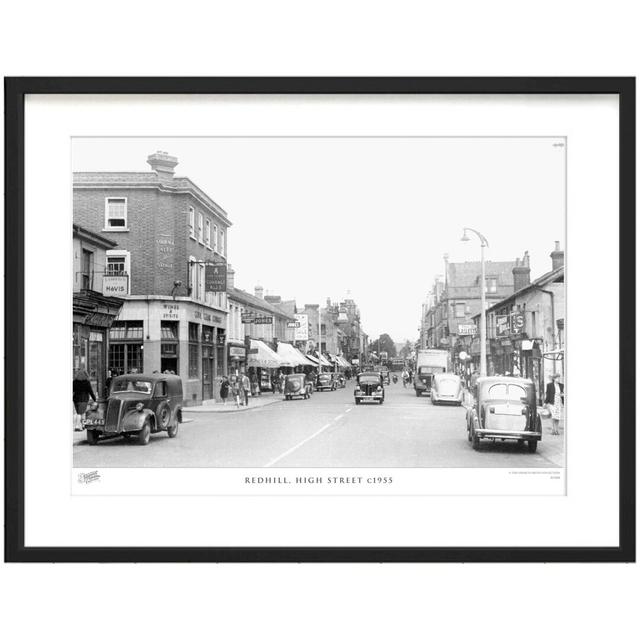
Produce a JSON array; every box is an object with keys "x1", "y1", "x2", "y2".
[{"x1": 73, "y1": 140, "x2": 565, "y2": 469}]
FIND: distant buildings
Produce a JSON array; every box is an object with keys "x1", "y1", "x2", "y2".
[{"x1": 421, "y1": 256, "x2": 517, "y2": 363}]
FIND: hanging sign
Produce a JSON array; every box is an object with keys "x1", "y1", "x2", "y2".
[{"x1": 205, "y1": 264, "x2": 227, "y2": 292}]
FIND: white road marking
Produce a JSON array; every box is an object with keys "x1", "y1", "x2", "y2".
[{"x1": 264, "y1": 411, "x2": 349, "y2": 467}]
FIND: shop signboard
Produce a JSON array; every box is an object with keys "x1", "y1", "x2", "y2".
[
  {"x1": 229, "y1": 346, "x2": 246, "y2": 358},
  {"x1": 205, "y1": 264, "x2": 227, "y2": 292},
  {"x1": 254, "y1": 316, "x2": 273, "y2": 325},
  {"x1": 161, "y1": 303, "x2": 180, "y2": 320},
  {"x1": 241, "y1": 312, "x2": 255, "y2": 323},
  {"x1": 457, "y1": 323, "x2": 477, "y2": 336},
  {"x1": 287, "y1": 320, "x2": 300, "y2": 328},
  {"x1": 496, "y1": 315, "x2": 510, "y2": 337},
  {"x1": 102, "y1": 275, "x2": 128, "y2": 296},
  {"x1": 294, "y1": 314, "x2": 309, "y2": 341},
  {"x1": 512, "y1": 312, "x2": 525, "y2": 333}
]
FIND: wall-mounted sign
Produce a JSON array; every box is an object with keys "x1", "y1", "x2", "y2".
[
  {"x1": 229, "y1": 346, "x2": 246, "y2": 358},
  {"x1": 457, "y1": 324, "x2": 477, "y2": 336},
  {"x1": 161, "y1": 303, "x2": 180, "y2": 320},
  {"x1": 241, "y1": 312, "x2": 255, "y2": 324},
  {"x1": 294, "y1": 314, "x2": 309, "y2": 341},
  {"x1": 194, "y1": 309, "x2": 222, "y2": 325},
  {"x1": 287, "y1": 320, "x2": 300, "y2": 328},
  {"x1": 254, "y1": 316, "x2": 273, "y2": 325},
  {"x1": 102, "y1": 275, "x2": 128, "y2": 296},
  {"x1": 205, "y1": 264, "x2": 227, "y2": 292}
]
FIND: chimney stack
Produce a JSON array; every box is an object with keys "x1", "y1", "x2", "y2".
[
  {"x1": 550, "y1": 241, "x2": 564, "y2": 271},
  {"x1": 512, "y1": 250, "x2": 531, "y2": 291},
  {"x1": 147, "y1": 150, "x2": 178, "y2": 181},
  {"x1": 226, "y1": 264, "x2": 235, "y2": 290},
  {"x1": 255, "y1": 285, "x2": 264, "y2": 299}
]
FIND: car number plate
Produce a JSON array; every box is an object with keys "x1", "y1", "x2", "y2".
[
  {"x1": 82, "y1": 418, "x2": 105, "y2": 426},
  {"x1": 494, "y1": 406, "x2": 523, "y2": 416}
]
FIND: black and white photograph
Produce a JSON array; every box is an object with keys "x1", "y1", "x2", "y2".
[
  {"x1": 71, "y1": 137, "x2": 566, "y2": 479},
  {"x1": 6, "y1": 77, "x2": 632, "y2": 563}
]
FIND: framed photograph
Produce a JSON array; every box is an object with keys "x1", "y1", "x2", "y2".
[{"x1": 5, "y1": 77, "x2": 635, "y2": 562}]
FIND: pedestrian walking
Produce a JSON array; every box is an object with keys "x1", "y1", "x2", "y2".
[
  {"x1": 73, "y1": 369, "x2": 96, "y2": 415},
  {"x1": 250, "y1": 371, "x2": 260, "y2": 397},
  {"x1": 401, "y1": 369, "x2": 409, "y2": 387},
  {"x1": 278, "y1": 371, "x2": 285, "y2": 393},
  {"x1": 219, "y1": 376, "x2": 230, "y2": 405},
  {"x1": 271, "y1": 371, "x2": 279, "y2": 394},
  {"x1": 230, "y1": 375, "x2": 242, "y2": 408},
  {"x1": 241, "y1": 371, "x2": 251, "y2": 406},
  {"x1": 544, "y1": 373, "x2": 564, "y2": 435}
]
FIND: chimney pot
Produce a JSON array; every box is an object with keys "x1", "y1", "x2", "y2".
[
  {"x1": 147, "y1": 151, "x2": 178, "y2": 180},
  {"x1": 550, "y1": 241, "x2": 565, "y2": 271},
  {"x1": 512, "y1": 251, "x2": 531, "y2": 291}
]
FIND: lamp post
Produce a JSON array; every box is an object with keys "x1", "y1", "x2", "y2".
[{"x1": 461, "y1": 227, "x2": 489, "y2": 377}]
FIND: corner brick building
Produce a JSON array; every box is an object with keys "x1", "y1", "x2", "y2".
[{"x1": 73, "y1": 151, "x2": 231, "y2": 404}]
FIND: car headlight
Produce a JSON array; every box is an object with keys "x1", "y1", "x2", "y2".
[
  {"x1": 136, "y1": 402, "x2": 144, "y2": 412},
  {"x1": 89, "y1": 401, "x2": 99, "y2": 410}
]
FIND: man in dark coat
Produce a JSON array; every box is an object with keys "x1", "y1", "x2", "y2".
[{"x1": 73, "y1": 369, "x2": 96, "y2": 414}]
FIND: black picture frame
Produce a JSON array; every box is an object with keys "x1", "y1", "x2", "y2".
[{"x1": 4, "y1": 77, "x2": 635, "y2": 563}]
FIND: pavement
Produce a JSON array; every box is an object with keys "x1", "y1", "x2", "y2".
[
  {"x1": 73, "y1": 380, "x2": 566, "y2": 467},
  {"x1": 183, "y1": 394, "x2": 284, "y2": 413}
]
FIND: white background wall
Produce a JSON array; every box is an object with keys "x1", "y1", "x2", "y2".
[{"x1": 1, "y1": 3, "x2": 638, "y2": 640}]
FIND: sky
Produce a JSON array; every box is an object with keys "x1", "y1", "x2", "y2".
[{"x1": 73, "y1": 137, "x2": 566, "y2": 343}]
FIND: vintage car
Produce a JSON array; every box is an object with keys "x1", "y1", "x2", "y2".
[
  {"x1": 316, "y1": 372, "x2": 336, "y2": 392},
  {"x1": 284, "y1": 373, "x2": 312, "y2": 400},
  {"x1": 354, "y1": 372, "x2": 385, "y2": 404},
  {"x1": 332, "y1": 372, "x2": 346, "y2": 388},
  {"x1": 466, "y1": 376, "x2": 542, "y2": 452},
  {"x1": 431, "y1": 373, "x2": 464, "y2": 406},
  {"x1": 82, "y1": 373, "x2": 183, "y2": 445}
]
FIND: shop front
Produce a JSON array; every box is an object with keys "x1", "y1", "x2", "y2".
[
  {"x1": 111, "y1": 298, "x2": 227, "y2": 405},
  {"x1": 73, "y1": 290, "x2": 124, "y2": 399},
  {"x1": 227, "y1": 342, "x2": 246, "y2": 376}
]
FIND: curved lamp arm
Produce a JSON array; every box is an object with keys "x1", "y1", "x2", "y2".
[{"x1": 461, "y1": 227, "x2": 489, "y2": 247}]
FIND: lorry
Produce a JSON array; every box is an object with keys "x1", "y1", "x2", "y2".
[{"x1": 413, "y1": 349, "x2": 449, "y2": 397}]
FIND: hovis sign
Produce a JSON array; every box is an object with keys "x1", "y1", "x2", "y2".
[{"x1": 102, "y1": 275, "x2": 128, "y2": 296}]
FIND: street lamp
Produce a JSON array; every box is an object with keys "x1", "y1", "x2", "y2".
[{"x1": 461, "y1": 227, "x2": 489, "y2": 377}]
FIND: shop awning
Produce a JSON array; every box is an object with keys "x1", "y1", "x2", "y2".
[
  {"x1": 247, "y1": 340, "x2": 286, "y2": 369},
  {"x1": 337, "y1": 356, "x2": 352, "y2": 368},
  {"x1": 277, "y1": 342, "x2": 311, "y2": 367},
  {"x1": 304, "y1": 353, "x2": 320, "y2": 366},
  {"x1": 318, "y1": 353, "x2": 332, "y2": 367}
]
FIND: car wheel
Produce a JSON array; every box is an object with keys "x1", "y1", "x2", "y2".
[
  {"x1": 138, "y1": 419, "x2": 151, "y2": 445},
  {"x1": 467, "y1": 426, "x2": 472, "y2": 442},
  {"x1": 471, "y1": 425, "x2": 481, "y2": 450},
  {"x1": 167, "y1": 421, "x2": 178, "y2": 438},
  {"x1": 355, "y1": 398, "x2": 361, "y2": 405},
  {"x1": 527, "y1": 439, "x2": 538, "y2": 453},
  {"x1": 415, "y1": 390, "x2": 421, "y2": 397},
  {"x1": 86, "y1": 429, "x2": 99, "y2": 446},
  {"x1": 379, "y1": 398, "x2": 384, "y2": 404},
  {"x1": 158, "y1": 404, "x2": 171, "y2": 429}
]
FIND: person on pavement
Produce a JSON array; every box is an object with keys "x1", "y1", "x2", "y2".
[
  {"x1": 544, "y1": 373, "x2": 564, "y2": 435},
  {"x1": 241, "y1": 371, "x2": 251, "y2": 406},
  {"x1": 73, "y1": 369, "x2": 96, "y2": 415},
  {"x1": 219, "y1": 376, "x2": 230, "y2": 405}
]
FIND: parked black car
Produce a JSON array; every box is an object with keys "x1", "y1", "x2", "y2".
[{"x1": 82, "y1": 373, "x2": 183, "y2": 445}]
